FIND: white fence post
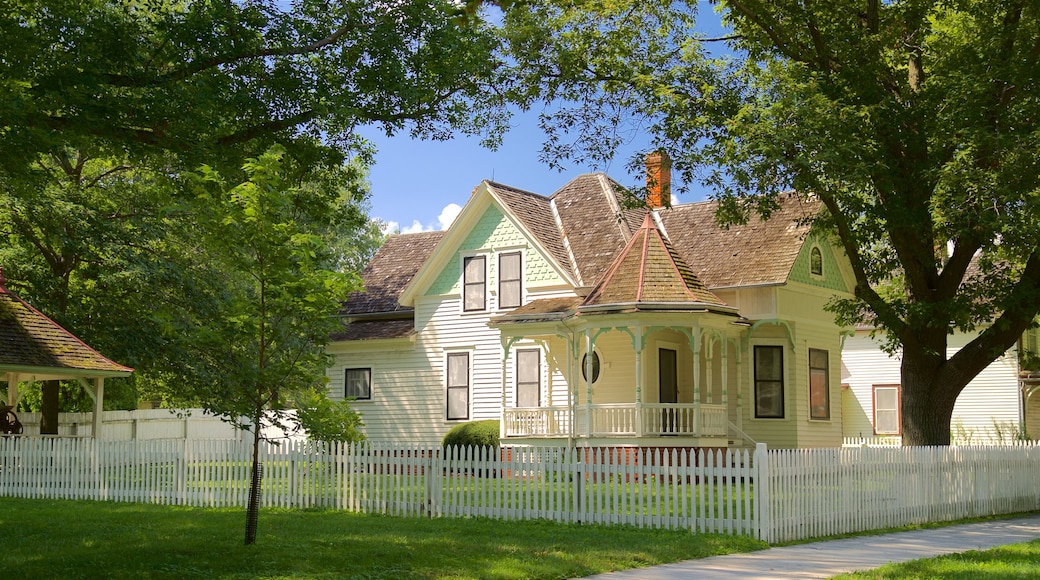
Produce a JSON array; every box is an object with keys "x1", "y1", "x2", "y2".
[{"x1": 753, "y1": 442, "x2": 770, "y2": 543}]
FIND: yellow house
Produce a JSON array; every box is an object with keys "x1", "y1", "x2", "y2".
[{"x1": 328, "y1": 153, "x2": 856, "y2": 448}]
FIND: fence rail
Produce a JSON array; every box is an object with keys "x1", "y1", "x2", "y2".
[{"x1": 2, "y1": 437, "x2": 1039, "y2": 543}]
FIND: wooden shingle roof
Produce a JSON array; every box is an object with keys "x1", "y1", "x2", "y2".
[
  {"x1": 339, "y1": 230, "x2": 445, "y2": 316},
  {"x1": 582, "y1": 213, "x2": 726, "y2": 307},
  {"x1": 0, "y1": 282, "x2": 133, "y2": 378},
  {"x1": 659, "y1": 193, "x2": 818, "y2": 289},
  {"x1": 549, "y1": 174, "x2": 639, "y2": 286}
]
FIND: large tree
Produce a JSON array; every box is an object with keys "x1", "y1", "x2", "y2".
[
  {"x1": 503, "y1": 0, "x2": 1040, "y2": 445},
  {"x1": 0, "y1": 0, "x2": 505, "y2": 409},
  {"x1": 0, "y1": 0, "x2": 506, "y2": 171}
]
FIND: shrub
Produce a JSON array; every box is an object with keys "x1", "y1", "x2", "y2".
[
  {"x1": 442, "y1": 420, "x2": 499, "y2": 449},
  {"x1": 294, "y1": 391, "x2": 366, "y2": 444}
]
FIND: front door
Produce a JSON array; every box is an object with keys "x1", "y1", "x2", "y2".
[{"x1": 659, "y1": 348, "x2": 678, "y2": 433}]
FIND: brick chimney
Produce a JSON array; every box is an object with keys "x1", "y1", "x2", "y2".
[{"x1": 645, "y1": 150, "x2": 671, "y2": 209}]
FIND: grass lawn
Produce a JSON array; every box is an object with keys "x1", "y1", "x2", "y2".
[
  {"x1": 0, "y1": 497, "x2": 766, "y2": 579},
  {"x1": 833, "y1": 539, "x2": 1040, "y2": 579}
]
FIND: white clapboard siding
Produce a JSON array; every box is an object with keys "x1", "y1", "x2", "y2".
[{"x1": 842, "y1": 331, "x2": 1022, "y2": 441}]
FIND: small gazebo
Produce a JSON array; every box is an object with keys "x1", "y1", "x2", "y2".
[{"x1": 0, "y1": 269, "x2": 133, "y2": 437}]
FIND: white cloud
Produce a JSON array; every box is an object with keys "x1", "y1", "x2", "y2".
[
  {"x1": 377, "y1": 202, "x2": 462, "y2": 235},
  {"x1": 438, "y1": 203, "x2": 462, "y2": 230},
  {"x1": 400, "y1": 220, "x2": 426, "y2": 234}
]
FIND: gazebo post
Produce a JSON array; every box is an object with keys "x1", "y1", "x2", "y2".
[
  {"x1": 6, "y1": 373, "x2": 17, "y2": 408},
  {"x1": 91, "y1": 377, "x2": 105, "y2": 438}
]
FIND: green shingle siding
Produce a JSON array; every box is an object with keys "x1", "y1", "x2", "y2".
[{"x1": 427, "y1": 205, "x2": 563, "y2": 296}]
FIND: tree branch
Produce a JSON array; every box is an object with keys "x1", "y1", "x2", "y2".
[
  {"x1": 947, "y1": 250, "x2": 1040, "y2": 380},
  {"x1": 818, "y1": 191, "x2": 907, "y2": 337}
]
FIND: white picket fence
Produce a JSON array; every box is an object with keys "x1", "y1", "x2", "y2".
[{"x1": 2, "y1": 437, "x2": 1039, "y2": 543}]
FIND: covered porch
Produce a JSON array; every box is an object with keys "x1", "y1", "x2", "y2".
[
  {"x1": 496, "y1": 316, "x2": 747, "y2": 445},
  {"x1": 491, "y1": 213, "x2": 752, "y2": 446}
]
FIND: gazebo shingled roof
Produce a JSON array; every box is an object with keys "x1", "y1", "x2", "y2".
[{"x1": 0, "y1": 273, "x2": 133, "y2": 382}]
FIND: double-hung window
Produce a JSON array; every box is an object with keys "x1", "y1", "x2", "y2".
[
  {"x1": 754, "y1": 345, "x2": 785, "y2": 418},
  {"x1": 344, "y1": 368, "x2": 372, "y2": 400},
  {"x1": 446, "y1": 352, "x2": 470, "y2": 420},
  {"x1": 873, "y1": 385, "x2": 900, "y2": 435},
  {"x1": 463, "y1": 256, "x2": 486, "y2": 311},
  {"x1": 499, "y1": 252, "x2": 522, "y2": 309},
  {"x1": 808, "y1": 349, "x2": 830, "y2": 420},
  {"x1": 516, "y1": 349, "x2": 540, "y2": 407}
]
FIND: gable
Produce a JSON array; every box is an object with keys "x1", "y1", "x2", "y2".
[
  {"x1": 426, "y1": 203, "x2": 569, "y2": 297},
  {"x1": 788, "y1": 236, "x2": 851, "y2": 293}
]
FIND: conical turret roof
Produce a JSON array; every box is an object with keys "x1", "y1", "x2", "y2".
[{"x1": 582, "y1": 213, "x2": 726, "y2": 308}]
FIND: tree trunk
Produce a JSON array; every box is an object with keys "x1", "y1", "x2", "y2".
[
  {"x1": 40, "y1": 380, "x2": 60, "y2": 435},
  {"x1": 244, "y1": 415, "x2": 262, "y2": 546},
  {"x1": 900, "y1": 351, "x2": 966, "y2": 446}
]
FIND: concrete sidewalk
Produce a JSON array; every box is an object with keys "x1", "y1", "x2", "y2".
[{"x1": 584, "y1": 514, "x2": 1040, "y2": 579}]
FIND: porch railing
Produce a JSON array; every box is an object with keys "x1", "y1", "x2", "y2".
[
  {"x1": 503, "y1": 403, "x2": 729, "y2": 438},
  {"x1": 502, "y1": 406, "x2": 572, "y2": 437}
]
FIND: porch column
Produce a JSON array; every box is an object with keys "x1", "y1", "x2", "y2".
[
  {"x1": 692, "y1": 325, "x2": 701, "y2": 436},
  {"x1": 498, "y1": 336, "x2": 520, "y2": 440},
  {"x1": 500, "y1": 347, "x2": 508, "y2": 440},
  {"x1": 721, "y1": 338, "x2": 729, "y2": 408},
  {"x1": 584, "y1": 330, "x2": 592, "y2": 438},
  {"x1": 735, "y1": 339, "x2": 745, "y2": 435},
  {"x1": 569, "y1": 336, "x2": 578, "y2": 439},
  {"x1": 6, "y1": 373, "x2": 18, "y2": 408},
  {"x1": 633, "y1": 326, "x2": 643, "y2": 437},
  {"x1": 705, "y1": 338, "x2": 714, "y2": 404},
  {"x1": 91, "y1": 377, "x2": 105, "y2": 438}
]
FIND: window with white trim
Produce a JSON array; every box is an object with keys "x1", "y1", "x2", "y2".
[
  {"x1": 516, "y1": 349, "x2": 540, "y2": 407},
  {"x1": 754, "y1": 345, "x2": 785, "y2": 418},
  {"x1": 463, "y1": 255, "x2": 486, "y2": 312},
  {"x1": 873, "y1": 384, "x2": 901, "y2": 435},
  {"x1": 810, "y1": 246, "x2": 824, "y2": 276},
  {"x1": 446, "y1": 352, "x2": 470, "y2": 420},
  {"x1": 808, "y1": 349, "x2": 829, "y2": 420},
  {"x1": 499, "y1": 251, "x2": 522, "y2": 309},
  {"x1": 344, "y1": 368, "x2": 371, "y2": 400}
]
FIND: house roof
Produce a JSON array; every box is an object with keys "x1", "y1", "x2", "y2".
[
  {"x1": 582, "y1": 213, "x2": 726, "y2": 307},
  {"x1": 547, "y1": 174, "x2": 642, "y2": 286},
  {"x1": 336, "y1": 175, "x2": 818, "y2": 330},
  {"x1": 658, "y1": 193, "x2": 819, "y2": 288},
  {"x1": 339, "y1": 230, "x2": 445, "y2": 316},
  {"x1": 329, "y1": 319, "x2": 415, "y2": 342},
  {"x1": 0, "y1": 279, "x2": 133, "y2": 379}
]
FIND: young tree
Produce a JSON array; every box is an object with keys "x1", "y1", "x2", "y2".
[
  {"x1": 181, "y1": 146, "x2": 355, "y2": 544},
  {"x1": 503, "y1": 0, "x2": 1040, "y2": 445}
]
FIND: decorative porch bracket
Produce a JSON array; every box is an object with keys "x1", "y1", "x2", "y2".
[{"x1": 742, "y1": 319, "x2": 795, "y2": 349}]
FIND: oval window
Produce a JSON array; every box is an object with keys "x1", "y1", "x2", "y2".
[{"x1": 581, "y1": 352, "x2": 601, "y2": 383}]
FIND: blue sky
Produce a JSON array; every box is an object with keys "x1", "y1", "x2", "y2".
[{"x1": 360, "y1": 2, "x2": 728, "y2": 234}]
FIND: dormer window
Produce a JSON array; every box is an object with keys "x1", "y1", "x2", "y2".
[
  {"x1": 810, "y1": 246, "x2": 823, "y2": 276},
  {"x1": 499, "y1": 251, "x2": 522, "y2": 309},
  {"x1": 463, "y1": 255, "x2": 486, "y2": 311}
]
